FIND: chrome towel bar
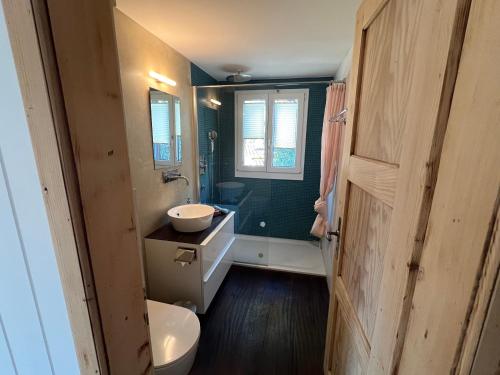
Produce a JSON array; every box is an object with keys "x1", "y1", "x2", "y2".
[{"x1": 329, "y1": 108, "x2": 348, "y2": 125}]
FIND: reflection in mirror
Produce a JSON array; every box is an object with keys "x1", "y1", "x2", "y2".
[
  {"x1": 150, "y1": 89, "x2": 171, "y2": 166},
  {"x1": 175, "y1": 97, "x2": 182, "y2": 163},
  {"x1": 149, "y1": 88, "x2": 182, "y2": 169}
]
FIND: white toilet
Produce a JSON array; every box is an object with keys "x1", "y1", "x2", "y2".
[{"x1": 147, "y1": 299, "x2": 200, "y2": 375}]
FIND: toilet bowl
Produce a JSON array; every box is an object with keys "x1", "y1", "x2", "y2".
[{"x1": 147, "y1": 299, "x2": 200, "y2": 375}]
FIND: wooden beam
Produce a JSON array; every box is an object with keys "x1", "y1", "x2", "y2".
[
  {"x1": 1, "y1": 0, "x2": 99, "y2": 372},
  {"x1": 45, "y1": 0, "x2": 153, "y2": 373},
  {"x1": 29, "y1": 0, "x2": 109, "y2": 370},
  {"x1": 347, "y1": 156, "x2": 398, "y2": 207}
]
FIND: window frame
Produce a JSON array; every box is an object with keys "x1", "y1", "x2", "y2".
[
  {"x1": 174, "y1": 97, "x2": 182, "y2": 165},
  {"x1": 235, "y1": 88, "x2": 309, "y2": 180},
  {"x1": 149, "y1": 88, "x2": 182, "y2": 169}
]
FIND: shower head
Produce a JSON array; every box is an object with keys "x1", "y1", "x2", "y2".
[{"x1": 208, "y1": 130, "x2": 218, "y2": 141}]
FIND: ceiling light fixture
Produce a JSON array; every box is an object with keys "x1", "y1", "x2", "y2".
[
  {"x1": 149, "y1": 71, "x2": 176, "y2": 86},
  {"x1": 210, "y1": 99, "x2": 222, "y2": 106}
]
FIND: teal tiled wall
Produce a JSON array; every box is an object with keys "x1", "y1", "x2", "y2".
[
  {"x1": 191, "y1": 63, "x2": 217, "y2": 86},
  {"x1": 191, "y1": 65, "x2": 329, "y2": 241},
  {"x1": 217, "y1": 83, "x2": 327, "y2": 241}
]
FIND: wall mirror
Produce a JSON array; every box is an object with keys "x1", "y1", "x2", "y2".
[{"x1": 149, "y1": 88, "x2": 182, "y2": 169}]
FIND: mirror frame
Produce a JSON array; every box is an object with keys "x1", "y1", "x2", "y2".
[{"x1": 148, "y1": 88, "x2": 182, "y2": 169}]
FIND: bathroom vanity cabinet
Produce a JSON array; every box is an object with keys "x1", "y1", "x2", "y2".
[{"x1": 145, "y1": 212, "x2": 235, "y2": 313}]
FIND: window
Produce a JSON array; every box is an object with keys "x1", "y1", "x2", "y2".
[{"x1": 235, "y1": 89, "x2": 308, "y2": 180}]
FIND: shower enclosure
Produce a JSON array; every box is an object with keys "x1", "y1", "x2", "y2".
[{"x1": 194, "y1": 82, "x2": 328, "y2": 276}]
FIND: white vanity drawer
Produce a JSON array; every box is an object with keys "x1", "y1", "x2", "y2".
[
  {"x1": 203, "y1": 239, "x2": 233, "y2": 312},
  {"x1": 201, "y1": 214, "x2": 234, "y2": 280}
]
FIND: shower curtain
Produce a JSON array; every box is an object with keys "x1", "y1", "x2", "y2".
[{"x1": 310, "y1": 83, "x2": 346, "y2": 238}]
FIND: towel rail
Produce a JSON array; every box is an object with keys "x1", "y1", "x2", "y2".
[{"x1": 329, "y1": 108, "x2": 348, "y2": 125}]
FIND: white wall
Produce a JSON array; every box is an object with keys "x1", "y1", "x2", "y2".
[
  {"x1": 336, "y1": 47, "x2": 353, "y2": 81},
  {"x1": 0, "y1": 4, "x2": 80, "y2": 374},
  {"x1": 115, "y1": 10, "x2": 196, "y2": 239}
]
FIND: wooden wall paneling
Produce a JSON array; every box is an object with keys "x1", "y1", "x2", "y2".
[
  {"x1": 1, "y1": 0, "x2": 100, "y2": 372},
  {"x1": 397, "y1": 0, "x2": 500, "y2": 371},
  {"x1": 45, "y1": 0, "x2": 153, "y2": 374}
]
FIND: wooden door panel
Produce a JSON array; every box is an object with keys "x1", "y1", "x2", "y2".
[
  {"x1": 347, "y1": 156, "x2": 398, "y2": 208},
  {"x1": 354, "y1": 0, "x2": 422, "y2": 165},
  {"x1": 324, "y1": 0, "x2": 471, "y2": 373},
  {"x1": 335, "y1": 277, "x2": 370, "y2": 362},
  {"x1": 332, "y1": 308, "x2": 366, "y2": 375},
  {"x1": 340, "y1": 184, "x2": 392, "y2": 340}
]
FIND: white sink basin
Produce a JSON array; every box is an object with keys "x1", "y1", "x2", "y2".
[{"x1": 167, "y1": 204, "x2": 215, "y2": 233}]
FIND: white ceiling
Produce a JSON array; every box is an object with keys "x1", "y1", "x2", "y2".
[{"x1": 116, "y1": 0, "x2": 361, "y2": 81}]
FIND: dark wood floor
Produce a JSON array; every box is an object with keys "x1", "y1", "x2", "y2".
[{"x1": 190, "y1": 265, "x2": 329, "y2": 375}]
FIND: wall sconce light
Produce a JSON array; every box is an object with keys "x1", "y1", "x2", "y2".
[
  {"x1": 210, "y1": 99, "x2": 222, "y2": 106},
  {"x1": 149, "y1": 70, "x2": 177, "y2": 86}
]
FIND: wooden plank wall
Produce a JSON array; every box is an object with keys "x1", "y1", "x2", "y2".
[
  {"x1": 45, "y1": 0, "x2": 153, "y2": 373},
  {"x1": 397, "y1": 0, "x2": 500, "y2": 372},
  {"x1": 29, "y1": 0, "x2": 109, "y2": 370},
  {"x1": 1, "y1": 0, "x2": 100, "y2": 372}
]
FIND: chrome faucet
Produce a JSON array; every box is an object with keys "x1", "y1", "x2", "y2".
[{"x1": 162, "y1": 170, "x2": 190, "y2": 186}]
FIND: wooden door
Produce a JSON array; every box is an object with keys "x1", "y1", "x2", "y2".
[
  {"x1": 397, "y1": 0, "x2": 500, "y2": 372},
  {"x1": 324, "y1": 0, "x2": 471, "y2": 373}
]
